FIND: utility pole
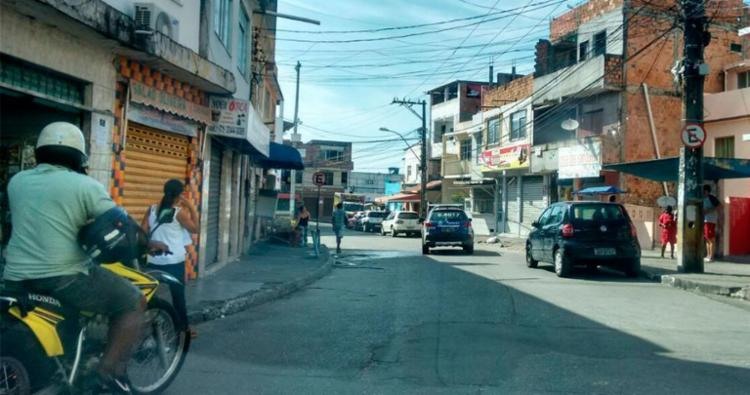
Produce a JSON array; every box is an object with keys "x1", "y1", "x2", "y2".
[
  {"x1": 677, "y1": 0, "x2": 707, "y2": 273},
  {"x1": 290, "y1": 61, "x2": 301, "y2": 218},
  {"x1": 392, "y1": 98, "x2": 428, "y2": 219}
]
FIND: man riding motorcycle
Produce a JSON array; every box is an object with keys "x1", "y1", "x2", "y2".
[{"x1": 1, "y1": 122, "x2": 154, "y2": 393}]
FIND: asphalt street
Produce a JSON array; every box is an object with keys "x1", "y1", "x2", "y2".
[{"x1": 168, "y1": 228, "x2": 750, "y2": 394}]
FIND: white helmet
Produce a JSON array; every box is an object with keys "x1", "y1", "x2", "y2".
[{"x1": 37, "y1": 122, "x2": 86, "y2": 155}]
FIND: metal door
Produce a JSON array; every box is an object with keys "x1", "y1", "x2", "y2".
[{"x1": 204, "y1": 139, "x2": 223, "y2": 266}]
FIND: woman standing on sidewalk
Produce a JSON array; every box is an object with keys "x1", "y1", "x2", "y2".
[
  {"x1": 296, "y1": 205, "x2": 311, "y2": 247},
  {"x1": 142, "y1": 178, "x2": 199, "y2": 338},
  {"x1": 659, "y1": 205, "x2": 677, "y2": 259}
]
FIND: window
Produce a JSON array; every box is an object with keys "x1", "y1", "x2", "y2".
[
  {"x1": 537, "y1": 207, "x2": 552, "y2": 226},
  {"x1": 460, "y1": 139, "x2": 472, "y2": 160},
  {"x1": 407, "y1": 165, "x2": 412, "y2": 178},
  {"x1": 341, "y1": 172, "x2": 348, "y2": 185},
  {"x1": 322, "y1": 171, "x2": 334, "y2": 185},
  {"x1": 295, "y1": 170, "x2": 302, "y2": 184},
  {"x1": 510, "y1": 110, "x2": 527, "y2": 141},
  {"x1": 715, "y1": 136, "x2": 735, "y2": 158},
  {"x1": 580, "y1": 109, "x2": 603, "y2": 135},
  {"x1": 738, "y1": 71, "x2": 750, "y2": 89},
  {"x1": 398, "y1": 212, "x2": 419, "y2": 220},
  {"x1": 429, "y1": 210, "x2": 467, "y2": 222},
  {"x1": 572, "y1": 204, "x2": 625, "y2": 223},
  {"x1": 321, "y1": 149, "x2": 344, "y2": 162},
  {"x1": 547, "y1": 205, "x2": 565, "y2": 225},
  {"x1": 579, "y1": 41, "x2": 589, "y2": 61},
  {"x1": 487, "y1": 117, "x2": 500, "y2": 145},
  {"x1": 237, "y1": 6, "x2": 249, "y2": 77},
  {"x1": 593, "y1": 30, "x2": 606, "y2": 56},
  {"x1": 365, "y1": 179, "x2": 375, "y2": 185},
  {"x1": 731, "y1": 43, "x2": 743, "y2": 53},
  {"x1": 214, "y1": 0, "x2": 232, "y2": 47}
]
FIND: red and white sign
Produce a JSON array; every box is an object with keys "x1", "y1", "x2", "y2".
[
  {"x1": 312, "y1": 172, "x2": 326, "y2": 186},
  {"x1": 479, "y1": 143, "x2": 530, "y2": 171},
  {"x1": 681, "y1": 123, "x2": 706, "y2": 148}
]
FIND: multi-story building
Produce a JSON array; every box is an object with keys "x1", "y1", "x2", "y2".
[
  {"x1": 348, "y1": 172, "x2": 401, "y2": 202},
  {"x1": 703, "y1": 61, "x2": 750, "y2": 256},
  {"x1": 0, "y1": 0, "x2": 237, "y2": 279},
  {"x1": 0, "y1": 0, "x2": 294, "y2": 277},
  {"x1": 476, "y1": 0, "x2": 745, "y2": 242},
  {"x1": 288, "y1": 140, "x2": 353, "y2": 220}
]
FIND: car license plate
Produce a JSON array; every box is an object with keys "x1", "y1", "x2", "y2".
[
  {"x1": 443, "y1": 228, "x2": 454, "y2": 233},
  {"x1": 594, "y1": 248, "x2": 616, "y2": 256}
]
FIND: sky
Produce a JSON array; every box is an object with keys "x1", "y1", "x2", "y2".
[{"x1": 274, "y1": 0, "x2": 582, "y2": 173}]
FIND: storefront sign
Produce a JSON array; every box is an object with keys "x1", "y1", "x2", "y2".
[
  {"x1": 207, "y1": 96, "x2": 270, "y2": 158},
  {"x1": 208, "y1": 97, "x2": 249, "y2": 138},
  {"x1": 479, "y1": 143, "x2": 530, "y2": 171},
  {"x1": 130, "y1": 80, "x2": 211, "y2": 124},
  {"x1": 128, "y1": 103, "x2": 198, "y2": 137},
  {"x1": 558, "y1": 140, "x2": 601, "y2": 179}
]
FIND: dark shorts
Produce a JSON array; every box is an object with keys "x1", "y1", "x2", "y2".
[
  {"x1": 704, "y1": 222, "x2": 717, "y2": 240},
  {"x1": 11, "y1": 265, "x2": 143, "y2": 316}
]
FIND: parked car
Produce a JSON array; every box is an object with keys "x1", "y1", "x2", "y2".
[
  {"x1": 381, "y1": 211, "x2": 421, "y2": 237},
  {"x1": 347, "y1": 211, "x2": 364, "y2": 229},
  {"x1": 526, "y1": 201, "x2": 641, "y2": 278},
  {"x1": 360, "y1": 211, "x2": 387, "y2": 232},
  {"x1": 421, "y1": 207, "x2": 474, "y2": 255}
]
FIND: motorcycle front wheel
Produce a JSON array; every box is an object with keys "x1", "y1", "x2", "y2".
[
  {"x1": 0, "y1": 356, "x2": 31, "y2": 395},
  {"x1": 127, "y1": 298, "x2": 190, "y2": 395}
]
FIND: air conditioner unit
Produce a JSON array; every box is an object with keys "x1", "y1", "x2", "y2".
[{"x1": 134, "y1": 2, "x2": 180, "y2": 41}]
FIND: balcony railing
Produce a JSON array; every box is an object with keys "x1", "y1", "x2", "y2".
[{"x1": 443, "y1": 159, "x2": 472, "y2": 178}]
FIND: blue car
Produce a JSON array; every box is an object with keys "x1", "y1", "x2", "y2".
[
  {"x1": 526, "y1": 201, "x2": 641, "y2": 278},
  {"x1": 422, "y1": 207, "x2": 474, "y2": 255}
]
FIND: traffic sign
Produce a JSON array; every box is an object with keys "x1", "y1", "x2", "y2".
[
  {"x1": 681, "y1": 123, "x2": 706, "y2": 148},
  {"x1": 312, "y1": 171, "x2": 326, "y2": 186}
]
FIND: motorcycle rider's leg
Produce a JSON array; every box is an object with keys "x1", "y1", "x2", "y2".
[{"x1": 99, "y1": 298, "x2": 146, "y2": 377}]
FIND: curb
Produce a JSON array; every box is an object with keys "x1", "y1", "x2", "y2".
[
  {"x1": 640, "y1": 268, "x2": 750, "y2": 302},
  {"x1": 187, "y1": 250, "x2": 334, "y2": 325}
]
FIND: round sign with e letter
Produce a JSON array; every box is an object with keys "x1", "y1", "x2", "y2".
[{"x1": 681, "y1": 123, "x2": 706, "y2": 148}]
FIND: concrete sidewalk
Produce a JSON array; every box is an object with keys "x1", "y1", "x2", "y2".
[
  {"x1": 186, "y1": 242, "x2": 332, "y2": 324},
  {"x1": 640, "y1": 249, "x2": 750, "y2": 302}
]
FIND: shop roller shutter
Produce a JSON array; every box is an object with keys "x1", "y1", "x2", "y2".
[
  {"x1": 122, "y1": 123, "x2": 189, "y2": 222},
  {"x1": 204, "y1": 139, "x2": 223, "y2": 265},
  {"x1": 522, "y1": 176, "x2": 545, "y2": 225}
]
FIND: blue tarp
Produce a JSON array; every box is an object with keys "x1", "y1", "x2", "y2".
[
  {"x1": 603, "y1": 157, "x2": 750, "y2": 182},
  {"x1": 261, "y1": 142, "x2": 304, "y2": 170},
  {"x1": 574, "y1": 186, "x2": 625, "y2": 195}
]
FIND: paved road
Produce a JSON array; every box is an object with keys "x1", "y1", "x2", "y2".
[{"x1": 169, "y1": 229, "x2": 750, "y2": 394}]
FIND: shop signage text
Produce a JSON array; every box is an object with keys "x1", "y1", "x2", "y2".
[
  {"x1": 130, "y1": 80, "x2": 211, "y2": 124},
  {"x1": 558, "y1": 140, "x2": 601, "y2": 179},
  {"x1": 479, "y1": 143, "x2": 530, "y2": 171},
  {"x1": 208, "y1": 97, "x2": 249, "y2": 138}
]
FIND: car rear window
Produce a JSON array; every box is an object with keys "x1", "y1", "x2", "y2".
[
  {"x1": 430, "y1": 210, "x2": 468, "y2": 222},
  {"x1": 397, "y1": 212, "x2": 419, "y2": 220},
  {"x1": 368, "y1": 212, "x2": 386, "y2": 218},
  {"x1": 571, "y1": 204, "x2": 626, "y2": 222}
]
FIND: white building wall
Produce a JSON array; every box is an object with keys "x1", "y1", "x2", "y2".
[
  {"x1": 402, "y1": 145, "x2": 422, "y2": 185},
  {"x1": 430, "y1": 99, "x2": 460, "y2": 159},
  {"x1": 103, "y1": 0, "x2": 201, "y2": 52}
]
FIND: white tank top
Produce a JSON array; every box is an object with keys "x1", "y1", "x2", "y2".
[{"x1": 147, "y1": 205, "x2": 190, "y2": 265}]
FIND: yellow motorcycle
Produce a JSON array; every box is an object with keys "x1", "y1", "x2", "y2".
[{"x1": 0, "y1": 208, "x2": 190, "y2": 394}]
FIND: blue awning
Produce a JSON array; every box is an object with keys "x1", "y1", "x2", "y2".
[
  {"x1": 574, "y1": 186, "x2": 625, "y2": 195},
  {"x1": 261, "y1": 142, "x2": 304, "y2": 170},
  {"x1": 603, "y1": 157, "x2": 750, "y2": 182}
]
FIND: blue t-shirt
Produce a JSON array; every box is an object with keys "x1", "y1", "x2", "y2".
[{"x1": 332, "y1": 209, "x2": 346, "y2": 229}]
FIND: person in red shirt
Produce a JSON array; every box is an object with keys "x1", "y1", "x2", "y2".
[{"x1": 659, "y1": 205, "x2": 677, "y2": 259}]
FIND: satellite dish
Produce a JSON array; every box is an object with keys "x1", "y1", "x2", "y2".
[{"x1": 561, "y1": 118, "x2": 579, "y2": 131}]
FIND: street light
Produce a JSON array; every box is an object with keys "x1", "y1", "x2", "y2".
[
  {"x1": 379, "y1": 126, "x2": 426, "y2": 217},
  {"x1": 379, "y1": 127, "x2": 420, "y2": 160}
]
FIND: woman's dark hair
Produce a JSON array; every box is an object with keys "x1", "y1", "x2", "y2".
[
  {"x1": 159, "y1": 179, "x2": 184, "y2": 217},
  {"x1": 298, "y1": 205, "x2": 305, "y2": 212},
  {"x1": 666, "y1": 205, "x2": 673, "y2": 213},
  {"x1": 35, "y1": 145, "x2": 87, "y2": 174}
]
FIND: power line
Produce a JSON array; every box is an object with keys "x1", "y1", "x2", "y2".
[{"x1": 273, "y1": 1, "x2": 566, "y2": 44}]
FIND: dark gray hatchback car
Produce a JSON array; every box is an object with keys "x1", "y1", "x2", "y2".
[{"x1": 526, "y1": 202, "x2": 641, "y2": 277}]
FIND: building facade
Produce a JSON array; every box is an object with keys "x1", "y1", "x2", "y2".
[
  {"x1": 348, "y1": 172, "x2": 401, "y2": 202},
  {"x1": 703, "y1": 61, "x2": 750, "y2": 256}
]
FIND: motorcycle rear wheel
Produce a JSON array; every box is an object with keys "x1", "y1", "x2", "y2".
[
  {"x1": 0, "y1": 356, "x2": 31, "y2": 395},
  {"x1": 127, "y1": 298, "x2": 190, "y2": 395}
]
